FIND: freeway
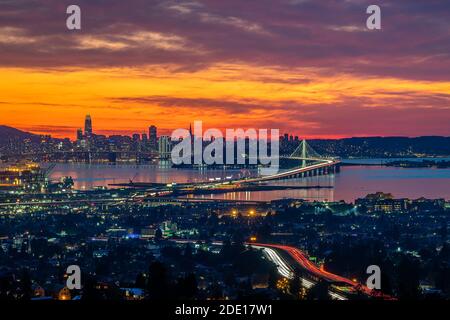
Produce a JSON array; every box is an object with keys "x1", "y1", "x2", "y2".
[
  {"x1": 172, "y1": 239, "x2": 393, "y2": 300},
  {"x1": 256, "y1": 246, "x2": 346, "y2": 300},
  {"x1": 252, "y1": 243, "x2": 394, "y2": 300},
  {"x1": 254, "y1": 243, "x2": 363, "y2": 286}
]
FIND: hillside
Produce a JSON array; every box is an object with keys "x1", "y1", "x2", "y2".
[
  {"x1": 0, "y1": 125, "x2": 40, "y2": 144},
  {"x1": 0, "y1": 125, "x2": 449, "y2": 157},
  {"x1": 310, "y1": 136, "x2": 450, "y2": 157}
]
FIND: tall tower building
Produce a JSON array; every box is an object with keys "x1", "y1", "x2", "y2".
[
  {"x1": 149, "y1": 125, "x2": 157, "y2": 148},
  {"x1": 132, "y1": 133, "x2": 141, "y2": 142},
  {"x1": 76, "y1": 128, "x2": 83, "y2": 141},
  {"x1": 84, "y1": 115, "x2": 93, "y2": 138},
  {"x1": 158, "y1": 135, "x2": 171, "y2": 160}
]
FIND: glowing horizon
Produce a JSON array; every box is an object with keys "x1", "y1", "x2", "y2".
[{"x1": 1, "y1": 1, "x2": 449, "y2": 139}]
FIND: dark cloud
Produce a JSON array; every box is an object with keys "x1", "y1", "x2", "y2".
[
  {"x1": 0, "y1": 0, "x2": 449, "y2": 80},
  {"x1": 110, "y1": 96, "x2": 278, "y2": 114},
  {"x1": 109, "y1": 93, "x2": 450, "y2": 137},
  {"x1": 22, "y1": 124, "x2": 76, "y2": 136}
]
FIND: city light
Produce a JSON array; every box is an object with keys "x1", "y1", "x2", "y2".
[
  {"x1": 0, "y1": 0, "x2": 448, "y2": 307},
  {"x1": 276, "y1": 278, "x2": 289, "y2": 293}
]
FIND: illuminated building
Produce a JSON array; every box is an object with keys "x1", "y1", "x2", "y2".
[
  {"x1": 0, "y1": 163, "x2": 47, "y2": 191},
  {"x1": 58, "y1": 287, "x2": 72, "y2": 301},
  {"x1": 32, "y1": 284, "x2": 46, "y2": 298},
  {"x1": 76, "y1": 128, "x2": 83, "y2": 141},
  {"x1": 141, "y1": 228, "x2": 157, "y2": 239},
  {"x1": 132, "y1": 133, "x2": 141, "y2": 142},
  {"x1": 158, "y1": 135, "x2": 172, "y2": 160},
  {"x1": 121, "y1": 288, "x2": 145, "y2": 300},
  {"x1": 142, "y1": 133, "x2": 148, "y2": 144},
  {"x1": 149, "y1": 125, "x2": 157, "y2": 148},
  {"x1": 84, "y1": 114, "x2": 93, "y2": 139},
  {"x1": 276, "y1": 278, "x2": 289, "y2": 294},
  {"x1": 161, "y1": 221, "x2": 177, "y2": 237},
  {"x1": 251, "y1": 274, "x2": 269, "y2": 289},
  {"x1": 356, "y1": 194, "x2": 410, "y2": 213}
]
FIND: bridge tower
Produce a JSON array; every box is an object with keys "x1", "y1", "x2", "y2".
[
  {"x1": 290, "y1": 139, "x2": 322, "y2": 168},
  {"x1": 301, "y1": 139, "x2": 307, "y2": 168}
]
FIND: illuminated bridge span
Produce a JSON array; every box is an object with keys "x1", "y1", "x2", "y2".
[{"x1": 237, "y1": 140, "x2": 340, "y2": 183}]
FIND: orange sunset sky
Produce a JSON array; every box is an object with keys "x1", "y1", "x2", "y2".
[{"x1": 1, "y1": 1, "x2": 449, "y2": 139}]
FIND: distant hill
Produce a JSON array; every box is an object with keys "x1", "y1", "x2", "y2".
[
  {"x1": 309, "y1": 136, "x2": 450, "y2": 158},
  {"x1": 0, "y1": 125, "x2": 41, "y2": 144},
  {"x1": 1, "y1": 125, "x2": 449, "y2": 157}
]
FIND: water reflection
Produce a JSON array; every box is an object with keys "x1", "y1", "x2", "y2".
[{"x1": 49, "y1": 163, "x2": 450, "y2": 202}]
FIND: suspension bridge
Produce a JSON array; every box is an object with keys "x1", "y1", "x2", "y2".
[{"x1": 236, "y1": 139, "x2": 340, "y2": 183}]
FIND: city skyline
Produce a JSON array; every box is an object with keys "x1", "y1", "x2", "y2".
[
  {"x1": 2, "y1": 1, "x2": 450, "y2": 308},
  {"x1": 52, "y1": 114, "x2": 303, "y2": 141},
  {"x1": 9, "y1": 113, "x2": 450, "y2": 144},
  {"x1": 1, "y1": 1, "x2": 449, "y2": 139},
  {"x1": 3, "y1": 110, "x2": 450, "y2": 142}
]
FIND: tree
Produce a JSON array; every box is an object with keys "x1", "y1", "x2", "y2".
[
  {"x1": 19, "y1": 269, "x2": 32, "y2": 301},
  {"x1": 82, "y1": 274, "x2": 102, "y2": 300},
  {"x1": 135, "y1": 272, "x2": 147, "y2": 289},
  {"x1": 396, "y1": 256, "x2": 421, "y2": 299},
  {"x1": 0, "y1": 274, "x2": 13, "y2": 301},
  {"x1": 183, "y1": 244, "x2": 193, "y2": 259},
  {"x1": 306, "y1": 280, "x2": 330, "y2": 300},
  {"x1": 434, "y1": 263, "x2": 450, "y2": 295},
  {"x1": 289, "y1": 276, "x2": 302, "y2": 299},
  {"x1": 176, "y1": 273, "x2": 198, "y2": 299},
  {"x1": 147, "y1": 261, "x2": 169, "y2": 299},
  {"x1": 155, "y1": 228, "x2": 163, "y2": 241},
  {"x1": 439, "y1": 221, "x2": 448, "y2": 241},
  {"x1": 257, "y1": 224, "x2": 272, "y2": 242}
]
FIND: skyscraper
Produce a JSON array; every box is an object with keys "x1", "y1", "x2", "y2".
[
  {"x1": 84, "y1": 115, "x2": 93, "y2": 138},
  {"x1": 132, "y1": 133, "x2": 141, "y2": 142},
  {"x1": 76, "y1": 128, "x2": 83, "y2": 141},
  {"x1": 149, "y1": 125, "x2": 157, "y2": 148},
  {"x1": 158, "y1": 135, "x2": 171, "y2": 160}
]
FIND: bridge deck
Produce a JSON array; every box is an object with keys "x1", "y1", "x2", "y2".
[{"x1": 235, "y1": 159, "x2": 340, "y2": 183}]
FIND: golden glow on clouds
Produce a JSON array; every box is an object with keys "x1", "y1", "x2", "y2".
[
  {"x1": 1, "y1": 63, "x2": 449, "y2": 138},
  {"x1": 77, "y1": 31, "x2": 193, "y2": 52},
  {"x1": 0, "y1": 27, "x2": 37, "y2": 44}
]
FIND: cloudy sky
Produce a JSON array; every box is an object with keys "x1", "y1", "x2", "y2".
[{"x1": 1, "y1": 0, "x2": 449, "y2": 138}]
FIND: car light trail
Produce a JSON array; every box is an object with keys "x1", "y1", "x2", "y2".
[
  {"x1": 252, "y1": 242, "x2": 394, "y2": 300},
  {"x1": 171, "y1": 239, "x2": 392, "y2": 300},
  {"x1": 253, "y1": 244, "x2": 345, "y2": 300},
  {"x1": 259, "y1": 246, "x2": 294, "y2": 279}
]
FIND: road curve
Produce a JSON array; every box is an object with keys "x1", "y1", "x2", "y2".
[
  {"x1": 172, "y1": 238, "x2": 394, "y2": 300},
  {"x1": 252, "y1": 242, "x2": 394, "y2": 300}
]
